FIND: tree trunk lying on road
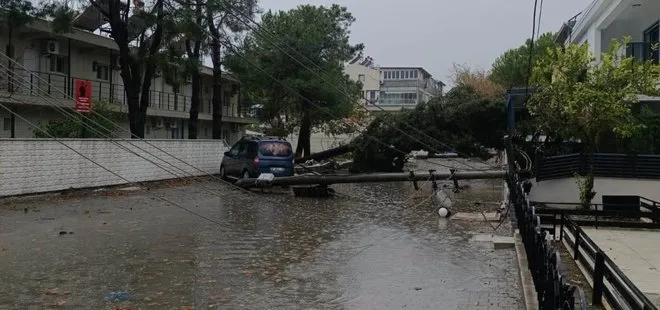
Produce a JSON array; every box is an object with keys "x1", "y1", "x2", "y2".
[{"x1": 294, "y1": 143, "x2": 354, "y2": 164}]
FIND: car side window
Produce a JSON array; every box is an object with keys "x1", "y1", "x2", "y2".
[
  {"x1": 237, "y1": 141, "x2": 248, "y2": 156},
  {"x1": 228, "y1": 142, "x2": 241, "y2": 156}
]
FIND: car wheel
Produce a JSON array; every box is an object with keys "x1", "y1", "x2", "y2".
[
  {"x1": 242, "y1": 170, "x2": 251, "y2": 179},
  {"x1": 220, "y1": 165, "x2": 227, "y2": 180}
]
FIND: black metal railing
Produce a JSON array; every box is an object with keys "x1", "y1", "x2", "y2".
[
  {"x1": 511, "y1": 183, "x2": 589, "y2": 309},
  {"x1": 626, "y1": 42, "x2": 658, "y2": 64},
  {"x1": 532, "y1": 199, "x2": 660, "y2": 228},
  {"x1": 536, "y1": 153, "x2": 660, "y2": 181},
  {"x1": 1, "y1": 68, "x2": 258, "y2": 119},
  {"x1": 562, "y1": 217, "x2": 658, "y2": 309}
]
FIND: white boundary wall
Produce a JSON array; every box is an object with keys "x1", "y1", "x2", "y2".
[{"x1": 0, "y1": 139, "x2": 228, "y2": 197}]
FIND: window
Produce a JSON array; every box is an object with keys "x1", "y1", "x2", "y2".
[
  {"x1": 2, "y1": 118, "x2": 10, "y2": 131},
  {"x1": 237, "y1": 141, "x2": 248, "y2": 156},
  {"x1": 228, "y1": 142, "x2": 241, "y2": 156},
  {"x1": 369, "y1": 90, "x2": 376, "y2": 99},
  {"x1": 223, "y1": 91, "x2": 231, "y2": 107},
  {"x1": 395, "y1": 71, "x2": 400, "y2": 79},
  {"x1": 259, "y1": 141, "x2": 292, "y2": 157},
  {"x1": 49, "y1": 55, "x2": 68, "y2": 74},
  {"x1": 644, "y1": 23, "x2": 659, "y2": 63},
  {"x1": 96, "y1": 64, "x2": 110, "y2": 80},
  {"x1": 413, "y1": 71, "x2": 418, "y2": 79},
  {"x1": 358, "y1": 74, "x2": 365, "y2": 82}
]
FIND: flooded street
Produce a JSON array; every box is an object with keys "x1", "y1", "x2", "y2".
[{"x1": 0, "y1": 159, "x2": 522, "y2": 309}]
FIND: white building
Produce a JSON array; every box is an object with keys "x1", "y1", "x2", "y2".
[
  {"x1": 0, "y1": 17, "x2": 257, "y2": 142},
  {"x1": 343, "y1": 56, "x2": 444, "y2": 112},
  {"x1": 556, "y1": 0, "x2": 660, "y2": 65},
  {"x1": 378, "y1": 66, "x2": 444, "y2": 110}
]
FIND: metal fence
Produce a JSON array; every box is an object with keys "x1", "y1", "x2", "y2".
[
  {"x1": 536, "y1": 153, "x2": 660, "y2": 181},
  {"x1": 511, "y1": 183, "x2": 589, "y2": 309},
  {"x1": 528, "y1": 203, "x2": 660, "y2": 309},
  {"x1": 1, "y1": 68, "x2": 258, "y2": 118},
  {"x1": 563, "y1": 217, "x2": 658, "y2": 309}
]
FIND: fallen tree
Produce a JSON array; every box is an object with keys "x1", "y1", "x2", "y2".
[{"x1": 294, "y1": 85, "x2": 507, "y2": 172}]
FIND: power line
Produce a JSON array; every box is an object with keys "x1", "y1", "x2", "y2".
[
  {"x1": 526, "y1": 0, "x2": 540, "y2": 96},
  {"x1": 0, "y1": 100, "x2": 233, "y2": 228},
  {"x1": 0, "y1": 56, "x2": 288, "y2": 206},
  {"x1": 536, "y1": 0, "x2": 545, "y2": 40},
  {"x1": 218, "y1": 4, "x2": 495, "y2": 171},
  {"x1": 217, "y1": 41, "x2": 470, "y2": 172}
]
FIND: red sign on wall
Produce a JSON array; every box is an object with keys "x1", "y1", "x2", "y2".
[{"x1": 75, "y1": 79, "x2": 92, "y2": 113}]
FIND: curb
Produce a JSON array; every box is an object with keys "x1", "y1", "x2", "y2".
[{"x1": 514, "y1": 229, "x2": 539, "y2": 310}]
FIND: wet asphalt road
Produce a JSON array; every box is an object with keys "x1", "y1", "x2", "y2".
[{"x1": 0, "y1": 159, "x2": 522, "y2": 310}]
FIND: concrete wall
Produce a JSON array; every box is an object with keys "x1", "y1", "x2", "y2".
[
  {"x1": 0, "y1": 139, "x2": 228, "y2": 197},
  {"x1": 528, "y1": 177, "x2": 660, "y2": 204}
]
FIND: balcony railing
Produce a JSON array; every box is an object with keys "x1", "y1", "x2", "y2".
[
  {"x1": 0, "y1": 68, "x2": 257, "y2": 119},
  {"x1": 625, "y1": 42, "x2": 658, "y2": 63}
]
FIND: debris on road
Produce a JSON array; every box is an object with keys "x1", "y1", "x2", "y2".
[{"x1": 104, "y1": 291, "x2": 129, "y2": 302}]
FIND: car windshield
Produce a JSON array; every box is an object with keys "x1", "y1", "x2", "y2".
[{"x1": 258, "y1": 141, "x2": 292, "y2": 157}]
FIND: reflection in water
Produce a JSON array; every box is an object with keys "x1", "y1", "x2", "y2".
[{"x1": 0, "y1": 162, "x2": 521, "y2": 309}]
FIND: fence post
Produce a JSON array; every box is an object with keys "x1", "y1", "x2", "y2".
[
  {"x1": 573, "y1": 229, "x2": 581, "y2": 261},
  {"x1": 552, "y1": 211, "x2": 557, "y2": 241},
  {"x1": 559, "y1": 213, "x2": 564, "y2": 242},
  {"x1": 592, "y1": 251, "x2": 605, "y2": 306}
]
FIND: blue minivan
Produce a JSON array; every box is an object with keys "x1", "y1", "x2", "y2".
[{"x1": 220, "y1": 136, "x2": 295, "y2": 180}]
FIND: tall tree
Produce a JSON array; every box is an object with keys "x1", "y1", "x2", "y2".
[
  {"x1": 49, "y1": 0, "x2": 169, "y2": 138},
  {"x1": 170, "y1": 0, "x2": 205, "y2": 138},
  {"x1": 528, "y1": 38, "x2": 660, "y2": 207},
  {"x1": 206, "y1": 0, "x2": 260, "y2": 139},
  {"x1": 490, "y1": 32, "x2": 557, "y2": 89},
  {"x1": 225, "y1": 4, "x2": 363, "y2": 157}
]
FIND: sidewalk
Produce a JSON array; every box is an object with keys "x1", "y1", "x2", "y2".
[{"x1": 582, "y1": 228, "x2": 660, "y2": 307}]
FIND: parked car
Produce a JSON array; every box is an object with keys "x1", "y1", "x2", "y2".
[{"x1": 220, "y1": 136, "x2": 295, "y2": 180}]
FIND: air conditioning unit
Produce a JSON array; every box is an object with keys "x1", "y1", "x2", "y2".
[{"x1": 42, "y1": 40, "x2": 60, "y2": 55}]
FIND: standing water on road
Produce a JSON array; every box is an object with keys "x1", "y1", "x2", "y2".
[{"x1": 0, "y1": 159, "x2": 521, "y2": 309}]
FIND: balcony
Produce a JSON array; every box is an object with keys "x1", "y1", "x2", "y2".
[{"x1": 0, "y1": 68, "x2": 258, "y2": 123}]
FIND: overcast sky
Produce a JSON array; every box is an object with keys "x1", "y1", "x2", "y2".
[{"x1": 258, "y1": 0, "x2": 592, "y2": 85}]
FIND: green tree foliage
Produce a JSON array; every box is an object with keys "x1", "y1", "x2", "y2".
[
  {"x1": 47, "y1": 0, "x2": 170, "y2": 138},
  {"x1": 351, "y1": 85, "x2": 506, "y2": 172},
  {"x1": 490, "y1": 32, "x2": 556, "y2": 88},
  {"x1": 528, "y1": 38, "x2": 660, "y2": 207},
  {"x1": 206, "y1": 0, "x2": 260, "y2": 139},
  {"x1": 224, "y1": 4, "x2": 363, "y2": 157},
  {"x1": 34, "y1": 101, "x2": 123, "y2": 138}
]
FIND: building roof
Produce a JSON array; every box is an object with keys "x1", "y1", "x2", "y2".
[{"x1": 379, "y1": 66, "x2": 433, "y2": 77}]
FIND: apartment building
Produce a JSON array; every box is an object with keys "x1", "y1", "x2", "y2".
[
  {"x1": 0, "y1": 17, "x2": 257, "y2": 142},
  {"x1": 378, "y1": 66, "x2": 444, "y2": 110},
  {"x1": 345, "y1": 56, "x2": 380, "y2": 111},
  {"x1": 344, "y1": 57, "x2": 445, "y2": 112}
]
